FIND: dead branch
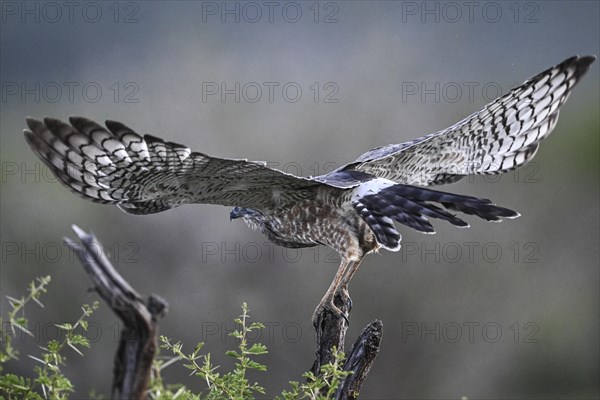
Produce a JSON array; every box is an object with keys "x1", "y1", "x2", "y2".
[
  {"x1": 65, "y1": 225, "x2": 167, "y2": 400},
  {"x1": 65, "y1": 224, "x2": 379, "y2": 399},
  {"x1": 336, "y1": 320, "x2": 383, "y2": 399},
  {"x1": 311, "y1": 293, "x2": 383, "y2": 399}
]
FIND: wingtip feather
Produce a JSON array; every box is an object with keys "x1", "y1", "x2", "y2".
[
  {"x1": 25, "y1": 117, "x2": 45, "y2": 132},
  {"x1": 69, "y1": 116, "x2": 93, "y2": 126}
]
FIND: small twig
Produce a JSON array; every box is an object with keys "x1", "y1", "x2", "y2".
[{"x1": 65, "y1": 225, "x2": 167, "y2": 400}]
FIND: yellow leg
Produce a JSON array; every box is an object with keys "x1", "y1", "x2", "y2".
[
  {"x1": 341, "y1": 255, "x2": 364, "y2": 292},
  {"x1": 312, "y1": 258, "x2": 350, "y2": 327}
]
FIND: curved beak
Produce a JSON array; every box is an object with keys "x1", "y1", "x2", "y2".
[{"x1": 230, "y1": 207, "x2": 243, "y2": 221}]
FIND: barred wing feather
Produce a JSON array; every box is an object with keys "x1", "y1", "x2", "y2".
[
  {"x1": 24, "y1": 117, "x2": 336, "y2": 214},
  {"x1": 346, "y1": 55, "x2": 595, "y2": 186}
]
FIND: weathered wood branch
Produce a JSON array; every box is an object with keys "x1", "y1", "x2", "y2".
[
  {"x1": 65, "y1": 224, "x2": 379, "y2": 398},
  {"x1": 336, "y1": 320, "x2": 383, "y2": 399},
  {"x1": 65, "y1": 225, "x2": 167, "y2": 400},
  {"x1": 311, "y1": 293, "x2": 383, "y2": 399},
  {"x1": 311, "y1": 293, "x2": 352, "y2": 373}
]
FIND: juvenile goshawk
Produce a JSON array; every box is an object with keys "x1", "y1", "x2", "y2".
[{"x1": 24, "y1": 55, "x2": 596, "y2": 326}]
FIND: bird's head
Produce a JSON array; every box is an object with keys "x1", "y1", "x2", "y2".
[{"x1": 230, "y1": 207, "x2": 263, "y2": 230}]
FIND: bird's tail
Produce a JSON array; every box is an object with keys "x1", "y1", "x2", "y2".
[{"x1": 353, "y1": 183, "x2": 519, "y2": 248}]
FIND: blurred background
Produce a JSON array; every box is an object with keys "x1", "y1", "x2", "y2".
[{"x1": 1, "y1": 1, "x2": 598, "y2": 398}]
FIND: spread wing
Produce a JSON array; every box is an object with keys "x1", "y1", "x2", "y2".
[
  {"x1": 339, "y1": 55, "x2": 595, "y2": 186},
  {"x1": 24, "y1": 117, "x2": 359, "y2": 215}
]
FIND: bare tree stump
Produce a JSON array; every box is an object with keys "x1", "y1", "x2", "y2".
[
  {"x1": 65, "y1": 225, "x2": 167, "y2": 400},
  {"x1": 311, "y1": 292, "x2": 383, "y2": 399}
]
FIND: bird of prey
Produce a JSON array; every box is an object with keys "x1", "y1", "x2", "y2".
[{"x1": 24, "y1": 55, "x2": 595, "y2": 327}]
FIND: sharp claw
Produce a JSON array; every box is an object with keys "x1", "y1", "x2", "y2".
[
  {"x1": 312, "y1": 300, "x2": 348, "y2": 329},
  {"x1": 339, "y1": 288, "x2": 352, "y2": 313},
  {"x1": 341, "y1": 311, "x2": 349, "y2": 324}
]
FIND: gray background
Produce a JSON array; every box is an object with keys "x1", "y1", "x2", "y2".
[{"x1": 1, "y1": 1, "x2": 598, "y2": 398}]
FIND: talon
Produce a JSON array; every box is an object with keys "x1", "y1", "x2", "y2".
[
  {"x1": 337, "y1": 286, "x2": 352, "y2": 316},
  {"x1": 312, "y1": 300, "x2": 348, "y2": 328},
  {"x1": 341, "y1": 310, "x2": 350, "y2": 324}
]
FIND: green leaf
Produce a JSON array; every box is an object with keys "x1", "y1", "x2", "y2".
[
  {"x1": 249, "y1": 322, "x2": 265, "y2": 330},
  {"x1": 246, "y1": 360, "x2": 267, "y2": 371},
  {"x1": 225, "y1": 350, "x2": 241, "y2": 358},
  {"x1": 229, "y1": 331, "x2": 243, "y2": 339},
  {"x1": 246, "y1": 343, "x2": 268, "y2": 355},
  {"x1": 55, "y1": 323, "x2": 73, "y2": 331},
  {"x1": 47, "y1": 340, "x2": 61, "y2": 352},
  {"x1": 68, "y1": 334, "x2": 90, "y2": 347}
]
